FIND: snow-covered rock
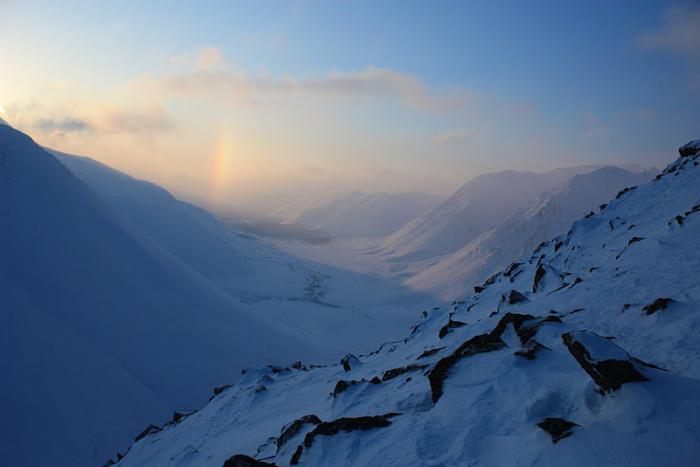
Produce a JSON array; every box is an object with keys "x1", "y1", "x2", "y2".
[{"x1": 119, "y1": 140, "x2": 700, "y2": 466}]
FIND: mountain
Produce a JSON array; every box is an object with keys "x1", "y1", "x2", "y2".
[
  {"x1": 294, "y1": 191, "x2": 443, "y2": 238},
  {"x1": 51, "y1": 150, "x2": 438, "y2": 357},
  {"x1": 0, "y1": 124, "x2": 317, "y2": 467},
  {"x1": 379, "y1": 166, "x2": 603, "y2": 262},
  {"x1": 407, "y1": 166, "x2": 657, "y2": 299},
  {"x1": 118, "y1": 139, "x2": 700, "y2": 466}
]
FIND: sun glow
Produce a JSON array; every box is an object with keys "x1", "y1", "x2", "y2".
[
  {"x1": 210, "y1": 127, "x2": 234, "y2": 208},
  {"x1": 0, "y1": 102, "x2": 5, "y2": 115}
]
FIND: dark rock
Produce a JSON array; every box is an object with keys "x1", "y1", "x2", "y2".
[
  {"x1": 222, "y1": 454, "x2": 276, "y2": 467},
  {"x1": 428, "y1": 333, "x2": 506, "y2": 403},
  {"x1": 102, "y1": 460, "x2": 115, "y2": 467},
  {"x1": 290, "y1": 445, "x2": 304, "y2": 465},
  {"x1": 490, "y1": 312, "x2": 536, "y2": 339},
  {"x1": 532, "y1": 264, "x2": 546, "y2": 293},
  {"x1": 291, "y1": 414, "x2": 399, "y2": 464},
  {"x1": 438, "y1": 317, "x2": 466, "y2": 339},
  {"x1": 277, "y1": 415, "x2": 322, "y2": 450},
  {"x1": 303, "y1": 413, "x2": 399, "y2": 447},
  {"x1": 615, "y1": 186, "x2": 636, "y2": 199},
  {"x1": 562, "y1": 332, "x2": 648, "y2": 392},
  {"x1": 504, "y1": 262, "x2": 523, "y2": 278},
  {"x1": 537, "y1": 418, "x2": 579, "y2": 443},
  {"x1": 474, "y1": 285, "x2": 485, "y2": 294},
  {"x1": 290, "y1": 361, "x2": 303, "y2": 370},
  {"x1": 679, "y1": 139, "x2": 700, "y2": 157},
  {"x1": 381, "y1": 364, "x2": 428, "y2": 382},
  {"x1": 210, "y1": 384, "x2": 233, "y2": 401},
  {"x1": 134, "y1": 424, "x2": 161, "y2": 442},
  {"x1": 642, "y1": 297, "x2": 675, "y2": 315},
  {"x1": 627, "y1": 236, "x2": 645, "y2": 246},
  {"x1": 332, "y1": 380, "x2": 353, "y2": 396},
  {"x1": 554, "y1": 240, "x2": 564, "y2": 252},
  {"x1": 417, "y1": 347, "x2": 443, "y2": 359},
  {"x1": 340, "y1": 354, "x2": 360, "y2": 372},
  {"x1": 514, "y1": 340, "x2": 547, "y2": 360},
  {"x1": 516, "y1": 315, "x2": 562, "y2": 344},
  {"x1": 332, "y1": 378, "x2": 380, "y2": 397},
  {"x1": 584, "y1": 211, "x2": 595, "y2": 219},
  {"x1": 506, "y1": 290, "x2": 528, "y2": 304},
  {"x1": 172, "y1": 410, "x2": 196, "y2": 424}
]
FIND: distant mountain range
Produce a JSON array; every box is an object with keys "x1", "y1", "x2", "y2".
[
  {"x1": 293, "y1": 191, "x2": 443, "y2": 238},
  {"x1": 407, "y1": 166, "x2": 657, "y2": 298}
]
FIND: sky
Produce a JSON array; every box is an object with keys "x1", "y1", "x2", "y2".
[{"x1": 1, "y1": 0, "x2": 699, "y2": 215}]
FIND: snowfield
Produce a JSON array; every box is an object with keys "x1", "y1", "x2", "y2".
[{"x1": 118, "y1": 141, "x2": 700, "y2": 466}]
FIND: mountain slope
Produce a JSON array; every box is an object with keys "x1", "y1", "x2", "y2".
[
  {"x1": 294, "y1": 191, "x2": 443, "y2": 238},
  {"x1": 0, "y1": 125, "x2": 316, "y2": 467},
  {"x1": 119, "y1": 140, "x2": 700, "y2": 466},
  {"x1": 51, "y1": 149, "x2": 439, "y2": 357},
  {"x1": 379, "y1": 166, "x2": 600, "y2": 262},
  {"x1": 408, "y1": 166, "x2": 657, "y2": 299}
]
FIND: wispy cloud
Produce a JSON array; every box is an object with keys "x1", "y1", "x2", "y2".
[
  {"x1": 638, "y1": 5, "x2": 700, "y2": 59},
  {"x1": 433, "y1": 128, "x2": 476, "y2": 145},
  {"x1": 35, "y1": 117, "x2": 92, "y2": 134},
  {"x1": 6, "y1": 101, "x2": 174, "y2": 139},
  {"x1": 147, "y1": 48, "x2": 472, "y2": 112}
]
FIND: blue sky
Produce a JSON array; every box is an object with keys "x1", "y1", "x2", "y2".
[{"x1": 1, "y1": 0, "x2": 699, "y2": 208}]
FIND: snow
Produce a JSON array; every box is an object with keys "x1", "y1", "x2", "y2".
[
  {"x1": 379, "y1": 166, "x2": 603, "y2": 262},
  {"x1": 407, "y1": 166, "x2": 657, "y2": 299},
  {"x1": 0, "y1": 125, "x2": 317, "y2": 467},
  {"x1": 119, "y1": 142, "x2": 700, "y2": 466},
  {"x1": 51, "y1": 149, "x2": 439, "y2": 358},
  {"x1": 293, "y1": 191, "x2": 443, "y2": 238}
]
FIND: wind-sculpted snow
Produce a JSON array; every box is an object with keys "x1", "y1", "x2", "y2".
[{"x1": 118, "y1": 142, "x2": 700, "y2": 465}]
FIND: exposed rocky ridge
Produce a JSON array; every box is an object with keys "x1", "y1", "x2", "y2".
[{"x1": 118, "y1": 142, "x2": 700, "y2": 466}]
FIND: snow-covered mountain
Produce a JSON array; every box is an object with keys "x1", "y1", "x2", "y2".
[
  {"x1": 408, "y1": 166, "x2": 657, "y2": 299},
  {"x1": 294, "y1": 191, "x2": 443, "y2": 238},
  {"x1": 51, "y1": 150, "x2": 438, "y2": 358},
  {"x1": 0, "y1": 124, "x2": 319, "y2": 467},
  {"x1": 118, "y1": 139, "x2": 700, "y2": 466},
  {"x1": 379, "y1": 166, "x2": 602, "y2": 262}
]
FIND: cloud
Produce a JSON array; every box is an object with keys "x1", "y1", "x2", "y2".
[
  {"x1": 433, "y1": 128, "x2": 476, "y2": 145},
  {"x1": 150, "y1": 49, "x2": 471, "y2": 112},
  {"x1": 101, "y1": 107, "x2": 175, "y2": 134},
  {"x1": 170, "y1": 46, "x2": 226, "y2": 71},
  {"x1": 35, "y1": 117, "x2": 92, "y2": 134},
  {"x1": 6, "y1": 101, "x2": 174, "y2": 138},
  {"x1": 638, "y1": 5, "x2": 700, "y2": 59}
]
